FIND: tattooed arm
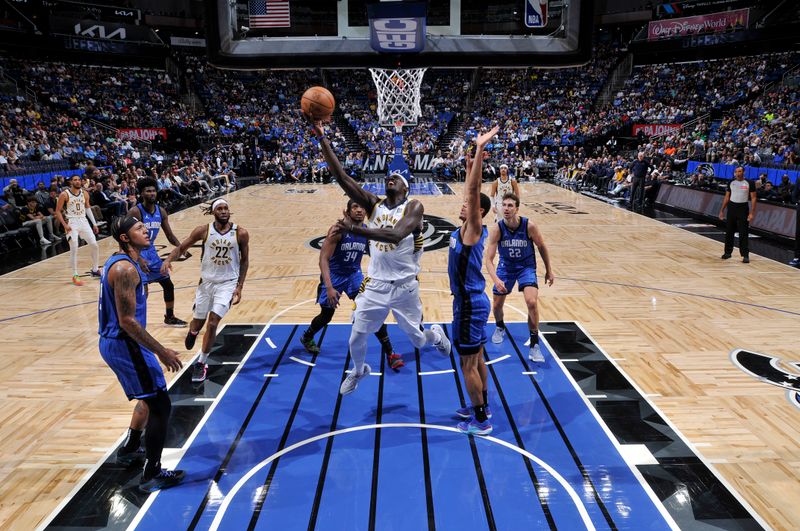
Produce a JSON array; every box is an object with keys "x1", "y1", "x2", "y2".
[{"x1": 110, "y1": 260, "x2": 182, "y2": 371}]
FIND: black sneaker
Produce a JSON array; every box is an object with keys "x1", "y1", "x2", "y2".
[
  {"x1": 138, "y1": 469, "x2": 185, "y2": 493},
  {"x1": 300, "y1": 334, "x2": 320, "y2": 354},
  {"x1": 185, "y1": 330, "x2": 199, "y2": 350},
  {"x1": 116, "y1": 447, "x2": 145, "y2": 467},
  {"x1": 90, "y1": 269, "x2": 102, "y2": 278},
  {"x1": 742, "y1": 256, "x2": 750, "y2": 263},
  {"x1": 164, "y1": 315, "x2": 188, "y2": 327},
  {"x1": 720, "y1": 253, "x2": 732, "y2": 260},
  {"x1": 191, "y1": 361, "x2": 208, "y2": 383}
]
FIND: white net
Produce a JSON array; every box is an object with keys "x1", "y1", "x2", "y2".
[{"x1": 369, "y1": 67, "x2": 427, "y2": 128}]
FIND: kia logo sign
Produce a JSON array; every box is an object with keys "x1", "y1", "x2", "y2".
[
  {"x1": 372, "y1": 18, "x2": 421, "y2": 51},
  {"x1": 74, "y1": 23, "x2": 126, "y2": 40}
]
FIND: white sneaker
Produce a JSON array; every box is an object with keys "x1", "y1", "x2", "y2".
[
  {"x1": 339, "y1": 363, "x2": 371, "y2": 395},
  {"x1": 430, "y1": 324, "x2": 451, "y2": 356},
  {"x1": 39, "y1": 237, "x2": 51, "y2": 245},
  {"x1": 491, "y1": 327, "x2": 506, "y2": 344},
  {"x1": 528, "y1": 343, "x2": 544, "y2": 363}
]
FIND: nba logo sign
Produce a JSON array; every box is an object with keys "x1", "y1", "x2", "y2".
[{"x1": 525, "y1": 0, "x2": 548, "y2": 28}]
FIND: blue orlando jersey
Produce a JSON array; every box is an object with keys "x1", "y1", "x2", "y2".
[
  {"x1": 138, "y1": 203, "x2": 162, "y2": 265},
  {"x1": 98, "y1": 254, "x2": 147, "y2": 338},
  {"x1": 498, "y1": 217, "x2": 536, "y2": 270},
  {"x1": 329, "y1": 229, "x2": 368, "y2": 277},
  {"x1": 448, "y1": 225, "x2": 488, "y2": 296}
]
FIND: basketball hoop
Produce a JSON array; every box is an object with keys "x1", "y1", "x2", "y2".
[{"x1": 369, "y1": 67, "x2": 427, "y2": 129}]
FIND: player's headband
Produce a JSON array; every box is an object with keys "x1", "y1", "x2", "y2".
[
  {"x1": 112, "y1": 216, "x2": 140, "y2": 243},
  {"x1": 499, "y1": 164, "x2": 509, "y2": 169},
  {"x1": 211, "y1": 199, "x2": 229, "y2": 211},
  {"x1": 387, "y1": 172, "x2": 409, "y2": 189}
]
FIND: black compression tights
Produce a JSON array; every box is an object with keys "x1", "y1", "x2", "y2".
[
  {"x1": 158, "y1": 277, "x2": 175, "y2": 303},
  {"x1": 142, "y1": 390, "x2": 172, "y2": 480}
]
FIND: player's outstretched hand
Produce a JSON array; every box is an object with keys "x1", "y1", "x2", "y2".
[
  {"x1": 544, "y1": 270, "x2": 555, "y2": 287},
  {"x1": 304, "y1": 113, "x2": 325, "y2": 137},
  {"x1": 159, "y1": 259, "x2": 171, "y2": 276},
  {"x1": 494, "y1": 279, "x2": 508, "y2": 294},
  {"x1": 476, "y1": 125, "x2": 500, "y2": 149},
  {"x1": 326, "y1": 287, "x2": 340, "y2": 308},
  {"x1": 158, "y1": 348, "x2": 183, "y2": 372},
  {"x1": 231, "y1": 285, "x2": 242, "y2": 305},
  {"x1": 333, "y1": 219, "x2": 352, "y2": 235}
]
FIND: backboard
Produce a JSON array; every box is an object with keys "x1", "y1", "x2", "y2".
[{"x1": 207, "y1": 0, "x2": 593, "y2": 69}]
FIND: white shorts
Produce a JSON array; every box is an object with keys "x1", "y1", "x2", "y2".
[
  {"x1": 193, "y1": 278, "x2": 237, "y2": 319},
  {"x1": 352, "y1": 277, "x2": 425, "y2": 346},
  {"x1": 67, "y1": 219, "x2": 97, "y2": 245}
]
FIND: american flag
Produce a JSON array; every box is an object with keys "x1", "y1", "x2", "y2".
[{"x1": 248, "y1": 0, "x2": 290, "y2": 28}]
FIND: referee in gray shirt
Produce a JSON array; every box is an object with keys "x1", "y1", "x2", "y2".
[{"x1": 719, "y1": 166, "x2": 757, "y2": 263}]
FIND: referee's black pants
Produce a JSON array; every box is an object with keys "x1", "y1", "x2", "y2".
[{"x1": 724, "y1": 202, "x2": 750, "y2": 257}]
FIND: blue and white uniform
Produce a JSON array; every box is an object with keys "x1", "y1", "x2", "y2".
[
  {"x1": 448, "y1": 225, "x2": 490, "y2": 355},
  {"x1": 138, "y1": 203, "x2": 167, "y2": 283},
  {"x1": 317, "y1": 229, "x2": 368, "y2": 307},
  {"x1": 98, "y1": 253, "x2": 166, "y2": 400},
  {"x1": 494, "y1": 216, "x2": 538, "y2": 295}
]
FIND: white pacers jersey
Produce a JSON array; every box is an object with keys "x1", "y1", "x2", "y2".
[
  {"x1": 494, "y1": 176, "x2": 515, "y2": 211},
  {"x1": 367, "y1": 199, "x2": 422, "y2": 282},
  {"x1": 201, "y1": 222, "x2": 240, "y2": 283},
  {"x1": 65, "y1": 190, "x2": 87, "y2": 221}
]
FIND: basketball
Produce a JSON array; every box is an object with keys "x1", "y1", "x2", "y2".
[{"x1": 301, "y1": 86, "x2": 335, "y2": 121}]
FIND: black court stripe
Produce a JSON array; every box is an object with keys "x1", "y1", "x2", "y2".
[
  {"x1": 506, "y1": 333, "x2": 618, "y2": 530},
  {"x1": 414, "y1": 347, "x2": 436, "y2": 531},
  {"x1": 307, "y1": 348, "x2": 352, "y2": 531},
  {"x1": 247, "y1": 326, "x2": 328, "y2": 529},
  {"x1": 482, "y1": 349, "x2": 557, "y2": 530},
  {"x1": 414, "y1": 348, "x2": 436, "y2": 531},
  {"x1": 187, "y1": 325, "x2": 297, "y2": 531},
  {"x1": 367, "y1": 348, "x2": 387, "y2": 531},
  {"x1": 444, "y1": 326, "x2": 496, "y2": 530}
]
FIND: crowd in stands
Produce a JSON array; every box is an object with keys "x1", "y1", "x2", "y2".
[
  {"x1": 592, "y1": 52, "x2": 800, "y2": 140},
  {"x1": 1, "y1": 45, "x2": 799, "y2": 244},
  {"x1": 709, "y1": 82, "x2": 799, "y2": 167},
  {"x1": 464, "y1": 42, "x2": 621, "y2": 151}
]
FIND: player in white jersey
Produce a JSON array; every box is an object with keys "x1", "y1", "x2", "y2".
[
  {"x1": 162, "y1": 199, "x2": 250, "y2": 384},
  {"x1": 55, "y1": 174, "x2": 100, "y2": 286},
  {"x1": 489, "y1": 164, "x2": 520, "y2": 221},
  {"x1": 310, "y1": 119, "x2": 451, "y2": 396}
]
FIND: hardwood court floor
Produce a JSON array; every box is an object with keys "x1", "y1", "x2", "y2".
[{"x1": 0, "y1": 182, "x2": 798, "y2": 530}]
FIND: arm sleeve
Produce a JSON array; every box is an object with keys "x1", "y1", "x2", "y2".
[{"x1": 86, "y1": 207, "x2": 97, "y2": 226}]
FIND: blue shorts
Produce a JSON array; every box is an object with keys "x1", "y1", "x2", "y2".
[
  {"x1": 493, "y1": 265, "x2": 538, "y2": 295},
  {"x1": 317, "y1": 271, "x2": 364, "y2": 307},
  {"x1": 452, "y1": 292, "x2": 490, "y2": 356},
  {"x1": 141, "y1": 247, "x2": 167, "y2": 284},
  {"x1": 100, "y1": 336, "x2": 167, "y2": 400}
]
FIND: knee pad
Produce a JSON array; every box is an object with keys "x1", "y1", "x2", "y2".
[
  {"x1": 143, "y1": 389, "x2": 171, "y2": 419},
  {"x1": 159, "y1": 277, "x2": 175, "y2": 303}
]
